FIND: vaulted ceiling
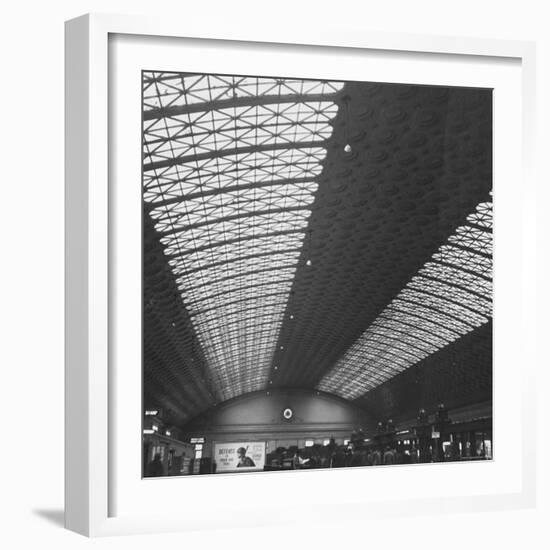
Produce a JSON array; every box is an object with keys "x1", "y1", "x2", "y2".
[{"x1": 142, "y1": 73, "x2": 492, "y2": 428}]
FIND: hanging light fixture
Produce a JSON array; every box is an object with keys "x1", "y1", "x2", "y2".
[
  {"x1": 343, "y1": 96, "x2": 352, "y2": 154},
  {"x1": 305, "y1": 229, "x2": 313, "y2": 266}
]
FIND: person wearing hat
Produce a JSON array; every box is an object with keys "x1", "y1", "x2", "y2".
[{"x1": 236, "y1": 447, "x2": 255, "y2": 467}]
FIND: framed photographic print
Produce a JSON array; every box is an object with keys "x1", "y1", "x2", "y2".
[{"x1": 65, "y1": 13, "x2": 537, "y2": 537}]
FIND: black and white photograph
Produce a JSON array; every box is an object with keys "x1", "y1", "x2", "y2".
[
  {"x1": 141, "y1": 71, "x2": 493, "y2": 478},
  {"x1": 2, "y1": 0, "x2": 546, "y2": 544}
]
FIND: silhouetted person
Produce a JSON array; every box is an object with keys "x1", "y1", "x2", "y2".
[
  {"x1": 345, "y1": 445, "x2": 353, "y2": 467},
  {"x1": 293, "y1": 449, "x2": 310, "y2": 468},
  {"x1": 383, "y1": 446, "x2": 396, "y2": 465},
  {"x1": 146, "y1": 453, "x2": 164, "y2": 477},
  {"x1": 351, "y1": 448, "x2": 364, "y2": 467}
]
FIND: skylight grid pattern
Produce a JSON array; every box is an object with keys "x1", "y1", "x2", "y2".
[
  {"x1": 143, "y1": 150, "x2": 325, "y2": 204},
  {"x1": 151, "y1": 183, "x2": 317, "y2": 232},
  {"x1": 143, "y1": 102, "x2": 337, "y2": 165},
  {"x1": 143, "y1": 74, "x2": 344, "y2": 110},
  {"x1": 143, "y1": 73, "x2": 343, "y2": 401},
  {"x1": 161, "y1": 211, "x2": 312, "y2": 253},
  {"x1": 317, "y1": 201, "x2": 493, "y2": 399}
]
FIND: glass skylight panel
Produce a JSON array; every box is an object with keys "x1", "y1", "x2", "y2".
[
  {"x1": 466, "y1": 201, "x2": 492, "y2": 228},
  {"x1": 179, "y1": 267, "x2": 297, "y2": 299},
  {"x1": 398, "y1": 289, "x2": 488, "y2": 326},
  {"x1": 318, "y1": 200, "x2": 493, "y2": 400},
  {"x1": 419, "y1": 263, "x2": 492, "y2": 296},
  {"x1": 367, "y1": 332, "x2": 436, "y2": 356},
  {"x1": 143, "y1": 74, "x2": 344, "y2": 112},
  {"x1": 448, "y1": 226, "x2": 492, "y2": 254},
  {"x1": 184, "y1": 279, "x2": 293, "y2": 309},
  {"x1": 169, "y1": 235, "x2": 304, "y2": 269},
  {"x1": 144, "y1": 148, "x2": 327, "y2": 198},
  {"x1": 143, "y1": 159, "x2": 323, "y2": 205},
  {"x1": 143, "y1": 73, "x2": 342, "y2": 401},
  {"x1": 407, "y1": 278, "x2": 492, "y2": 315},
  {"x1": 192, "y1": 290, "x2": 292, "y2": 317},
  {"x1": 149, "y1": 189, "x2": 315, "y2": 231},
  {"x1": 173, "y1": 251, "x2": 301, "y2": 280},
  {"x1": 161, "y1": 212, "x2": 312, "y2": 250},
  {"x1": 374, "y1": 322, "x2": 447, "y2": 349},
  {"x1": 384, "y1": 303, "x2": 467, "y2": 335},
  {"x1": 144, "y1": 102, "x2": 337, "y2": 163},
  {"x1": 433, "y1": 246, "x2": 492, "y2": 278}
]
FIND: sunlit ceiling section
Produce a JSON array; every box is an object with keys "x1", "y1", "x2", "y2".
[
  {"x1": 143, "y1": 73, "x2": 344, "y2": 401},
  {"x1": 317, "y1": 201, "x2": 493, "y2": 399}
]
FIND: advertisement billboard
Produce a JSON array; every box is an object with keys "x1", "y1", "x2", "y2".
[{"x1": 213, "y1": 441, "x2": 266, "y2": 472}]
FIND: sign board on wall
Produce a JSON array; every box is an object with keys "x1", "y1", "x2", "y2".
[{"x1": 214, "y1": 442, "x2": 266, "y2": 472}]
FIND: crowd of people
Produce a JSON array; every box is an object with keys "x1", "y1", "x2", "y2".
[{"x1": 265, "y1": 437, "x2": 421, "y2": 471}]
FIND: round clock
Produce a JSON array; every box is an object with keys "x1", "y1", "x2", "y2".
[{"x1": 283, "y1": 407, "x2": 293, "y2": 420}]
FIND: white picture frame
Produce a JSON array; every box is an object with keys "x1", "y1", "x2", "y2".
[{"x1": 65, "y1": 13, "x2": 537, "y2": 537}]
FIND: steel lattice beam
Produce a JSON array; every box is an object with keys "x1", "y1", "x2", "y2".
[
  {"x1": 143, "y1": 92, "x2": 340, "y2": 121},
  {"x1": 165, "y1": 229, "x2": 304, "y2": 258},
  {"x1": 145, "y1": 177, "x2": 317, "y2": 210},
  {"x1": 143, "y1": 140, "x2": 326, "y2": 172},
  {"x1": 159, "y1": 205, "x2": 310, "y2": 236}
]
